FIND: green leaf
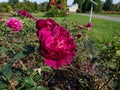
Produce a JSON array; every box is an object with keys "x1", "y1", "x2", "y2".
[
  {"x1": 27, "y1": 87, "x2": 36, "y2": 90},
  {"x1": 36, "y1": 86, "x2": 47, "y2": 90},
  {"x1": 0, "y1": 46, "x2": 35, "y2": 80},
  {"x1": 0, "y1": 80, "x2": 7, "y2": 90},
  {"x1": 44, "y1": 66, "x2": 52, "y2": 72},
  {"x1": 116, "y1": 50, "x2": 120, "y2": 56},
  {"x1": 24, "y1": 77, "x2": 36, "y2": 88},
  {"x1": 34, "y1": 73, "x2": 41, "y2": 82},
  {"x1": 13, "y1": 46, "x2": 35, "y2": 60}
]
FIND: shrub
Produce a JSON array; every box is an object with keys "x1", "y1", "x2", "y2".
[{"x1": 45, "y1": 0, "x2": 67, "y2": 17}]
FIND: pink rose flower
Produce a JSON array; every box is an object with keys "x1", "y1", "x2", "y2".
[
  {"x1": 57, "y1": 4, "x2": 62, "y2": 10},
  {"x1": 36, "y1": 18, "x2": 58, "y2": 30},
  {"x1": 36, "y1": 18, "x2": 76, "y2": 69},
  {"x1": 18, "y1": 10, "x2": 33, "y2": 19},
  {"x1": 6, "y1": 17, "x2": 23, "y2": 33},
  {"x1": 18, "y1": 10, "x2": 27, "y2": 16},
  {"x1": 86, "y1": 22, "x2": 93, "y2": 29}
]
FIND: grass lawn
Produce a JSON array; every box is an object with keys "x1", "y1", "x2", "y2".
[
  {"x1": 32, "y1": 12, "x2": 120, "y2": 44},
  {"x1": 101, "y1": 13, "x2": 120, "y2": 18}
]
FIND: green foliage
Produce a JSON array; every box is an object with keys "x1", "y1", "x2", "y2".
[
  {"x1": 0, "y1": 2, "x2": 10, "y2": 12},
  {"x1": 73, "y1": 0, "x2": 102, "y2": 13},
  {"x1": 103, "y1": 0, "x2": 113, "y2": 11},
  {"x1": 114, "y1": 2, "x2": 120, "y2": 11},
  {"x1": 17, "y1": 1, "x2": 39, "y2": 12},
  {"x1": 96, "y1": 35, "x2": 120, "y2": 90},
  {"x1": 46, "y1": 0, "x2": 67, "y2": 17},
  {"x1": 82, "y1": 0, "x2": 91, "y2": 13},
  {"x1": 59, "y1": 0, "x2": 67, "y2": 11},
  {"x1": 0, "y1": 1, "x2": 39, "y2": 12},
  {"x1": 8, "y1": 0, "x2": 19, "y2": 10},
  {"x1": 94, "y1": 0, "x2": 102, "y2": 12},
  {"x1": 7, "y1": 5, "x2": 13, "y2": 12},
  {"x1": 0, "y1": 17, "x2": 49, "y2": 90},
  {"x1": 39, "y1": 2, "x2": 49, "y2": 12},
  {"x1": 8, "y1": 0, "x2": 19, "y2": 4}
]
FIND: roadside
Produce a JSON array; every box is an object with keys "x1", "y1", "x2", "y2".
[{"x1": 80, "y1": 13, "x2": 120, "y2": 22}]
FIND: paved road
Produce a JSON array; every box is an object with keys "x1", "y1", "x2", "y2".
[{"x1": 80, "y1": 14, "x2": 120, "y2": 22}]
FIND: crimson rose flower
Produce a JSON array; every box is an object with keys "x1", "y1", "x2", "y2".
[
  {"x1": 57, "y1": 4, "x2": 62, "y2": 10},
  {"x1": 50, "y1": 1, "x2": 56, "y2": 6},
  {"x1": 18, "y1": 10, "x2": 33, "y2": 19},
  {"x1": 36, "y1": 18, "x2": 76, "y2": 68},
  {"x1": 86, "y1": 22, "x2": 93, "y2": 29}
]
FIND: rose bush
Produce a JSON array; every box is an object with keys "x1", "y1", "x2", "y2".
[
  {"x1": 18, "y1": 10, "x2": 33, "y2": 19},
  {"x1": 18, "y1": 10, "x2": 39, "y2": 21},
  {"x1": 6, "y1": 17, "x2": 23, "y2": 33},
  {"x1": 36, "y1": 18, "x2": 76, "y2": 68}
]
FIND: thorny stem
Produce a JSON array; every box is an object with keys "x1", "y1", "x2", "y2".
[
  {"x1": 47, "y1": 70, "x2": 57, "y2": 83},
  {"x1": 30, "y1": 71, "x2": 38, "y2": 78},
  {"x1": 18, "y1": 60, "x2": 27, "y2": 71}
]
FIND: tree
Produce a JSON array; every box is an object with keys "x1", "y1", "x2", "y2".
[
  {"x1": 8, "y1": 0, "x2": 19, "y2": 10},
  {"x1": 94, "y1": 0, "x2": 102, "y2": 12},
  {"x1": 81, "y1": 0, "x2": 102, "y2": 13},
  {"x1": 114, "y1": 2, "x2": 120, "y2": 11},
  {"x1": 8, "y1": 0, "x2": 19, "y2": 4},
  {"x1": 103, "y1": 0, "x2": 113, "y2": 11},
  {"x1": 82, "y1": 0, "x2": 91, "y2": 13},
  {"x1": 0, "y1": 2, "x2": 10, "y2": 12},
  {"x1": 39, "y1": 2, "x2": 49, "y2": 12}
]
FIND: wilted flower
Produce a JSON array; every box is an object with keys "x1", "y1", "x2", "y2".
[
  {"x1": 77, "y1": 25, "x2": 85, "y2": 29},
  {"x1": 76, "y1": 34, "x2": 82, "y2": 38},
  {"x1": 50, "y1": 1, "x2": 56, "y2": 6},
  {"x1": 36, "y1": 18, "x2": 76, "y2": 69},
  {"x1": 6, "y1": 17, "x2": 23, "y2": 33},
  {"x1": 66, "y1": 12, "x2": 69, "y2": 16},
  {"x1": 86, "y1": 22, "x2": 93, "y2": 29},
  {"x1": 57, "y1": 4, "x2": 62, "y2": 10}
]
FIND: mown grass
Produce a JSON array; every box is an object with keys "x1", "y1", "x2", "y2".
[
  {"x1": 32, "y1": 13, "x2": 120, "y2": 44},
  {"x1": 101, "y1": 13, "x2": 120, "y2": 18}
]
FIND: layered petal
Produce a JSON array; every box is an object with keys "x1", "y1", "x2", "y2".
[{"x1": 36, "y1": 18, "x2": 76, "y2": 68}]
